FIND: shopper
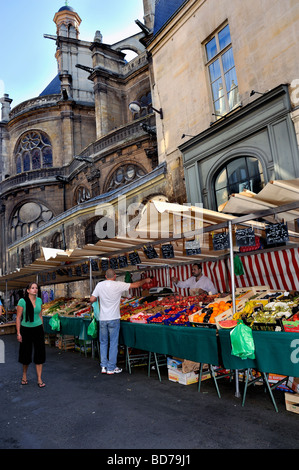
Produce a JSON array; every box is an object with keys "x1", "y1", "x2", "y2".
[
  {"x1": 90, "y1": 269, "x2": 151, "y2": 375},
  {"x1": 16, "y1": 282, "x2": 46, "y2": 387},
  {"x1": 171, "y1": 263, "x2": 217, "y2": 295}
]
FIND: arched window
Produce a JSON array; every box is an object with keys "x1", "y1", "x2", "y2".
[
  {"x1": 85, "y1": 218, "x2": 101, "y2": 245},
  {"x1": 52, "y1": 232, "x2": 64, "y2": 250},
  {"x1": 10, "y1": 202, "x2": 54, "y2": 243},
  {"x1": 131, "y1": 92, "x2": 152, "y2": 120},
  {"x1": 74, "y1": 186, "x2": 91, "y2": 204},
  {"x1": 106, "y1": 164, "x2": 146, "y2": 192},
  {"x1": 15, "y1": 131, "x2": 53, "y2": 174},
  {"x1": 85, "y1": 217, "x2": 115, "y2": 244},
  {"x1": 214, "y1": 156, "x2": 264, "y2": 209},
  {"x1": 31, "y1": 242, "x2": 41, "y2": 262}
]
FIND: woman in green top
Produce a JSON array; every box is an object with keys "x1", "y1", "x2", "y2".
[{"x1": 16, "y1": 282, "x2": 46, "y2": 387}]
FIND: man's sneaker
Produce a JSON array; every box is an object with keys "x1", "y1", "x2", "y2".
[
  {"x1": 107, "y1": 367, "x2": 122, "y2": 375},
  {"x1": 101, "y1": 367, "x2": 107, "y2": 374}
]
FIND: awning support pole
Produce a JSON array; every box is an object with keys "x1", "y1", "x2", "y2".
[
  {"x1": 89, "y1": 258, "x2": 92, "y2": 294},
  {"x1": 5, "y1": 280, "x2": 8, "y2": 323},
  {"x1": 228, "y1": 220, "x2": 241, "y2": 398}
]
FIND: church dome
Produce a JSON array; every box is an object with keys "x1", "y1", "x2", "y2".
[{"x1": 58, "y1": 5, "x2": 75, "y2": 12}]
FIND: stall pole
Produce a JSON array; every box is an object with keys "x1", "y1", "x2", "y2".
[
  {"x1": 5, "y1": 280, "x2": 8, "y2": 323},
  {"x1": 89, "y1": 258, "x2": 92, "y2": 294},
  {"x1": 228, "y1": 220, "x2": 240, "y2": 398}
]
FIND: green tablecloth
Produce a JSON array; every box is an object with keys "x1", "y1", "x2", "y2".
[
  {"x1": 219, "y1": 329, "x2": 299, "y2": 376},
  {"x1": 43, "y1": 316, "x2": 93, "y2": 340},
  {"x1": 119, "y1": 322, "x2": 220, "y2": 365},
  {"x1": 43, "y1": 316, "x2": 299, "y2": 376}
]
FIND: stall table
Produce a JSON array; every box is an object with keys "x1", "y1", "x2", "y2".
[
  {"x1": 218, "y1": 329, "x2": 299, "y2": 411},
  {"x1": 43, "y1": 316, "x2": 96, "y2": 356},
  {"x1": 119, "y1": 322, "x2": 223, "y2": 395}
]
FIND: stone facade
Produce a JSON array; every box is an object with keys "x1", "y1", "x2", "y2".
[
  {"x1": 147, "y1": 0, "x2": 299, "y2": 208},
  {"x1": 0, "y1": 2, "x2": 168, "y2": 292}
]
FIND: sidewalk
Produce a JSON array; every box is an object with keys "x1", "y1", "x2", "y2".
[{"x1": 0, "y1": 334, "x2": 298, "y2": 450}]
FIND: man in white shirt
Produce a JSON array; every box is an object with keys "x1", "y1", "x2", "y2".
[
  {"x1": 171, "y1": 263, "x2": 217, "y2": 295},
  {"x1": 90, "y1": 269, "x2": 151, "y2": 375}
]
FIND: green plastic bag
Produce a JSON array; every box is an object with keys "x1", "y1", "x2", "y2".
[
  {"x1": 49, "y1": 313, "x2": 61, "y2": 332},
  {"x1": 234, "y1": 255, "x2": 244, "y2": 276},
  {"x1": 87, "y1": 318, "x2": 98, "y2": 339},
  {"x1": 230, "y1": 320, "x2": 255, "y2": 359}
]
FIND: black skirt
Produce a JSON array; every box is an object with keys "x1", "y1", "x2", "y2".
[{"x1": 19, "y1": 324, "x2": 46, "y2": 365}]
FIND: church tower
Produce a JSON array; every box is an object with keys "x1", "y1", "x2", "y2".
[{"x1": 53, "y1": 4, "x2": 94, "y2": 103}]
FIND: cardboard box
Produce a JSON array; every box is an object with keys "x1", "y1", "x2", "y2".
[
  {"x1": 285, "y1": 393, "x2": 299, "y2": 414},
  {"x1": 168, "y1": 368, "x2": 210, "y2": 385},
  {"x1": 168, "y1": 368, "x2": 198, "y2": 385},
  {"x1": 287, "y1": 377, "x2": 299, "y2": 394},
  {"x1": 268, "y1": 373, "x2": 287, "y2": 383},
  {"x1": 167, "y1": 357, "x2": 183, "y2": 369}
]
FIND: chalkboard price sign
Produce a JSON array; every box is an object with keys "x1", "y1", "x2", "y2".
[
  {"x1": 235, "y1": 228, "x2": 256, "y2": 247},
  {"x1": 161, "y1": 244, "x2": 174, "y2": 259},
  {"x1": 101, "y1": 259, "x2": 109, "y2": 271},
  {"x1": 91, "y1": 259, "x2": 99, "y2": 271},
  {"x1": 143, "y1": 245, "x2": 158, "y2": 259},
  {"x1": 212, "y1": 232, "x2": 230, "y2": 251},
  {"x1": 265, "y1": 223, "x2": 289, "y2": 245},
  {"x1": 118, "y1": 255, "x2": 128, "y2": 268},
  {"x1": 185, "y1": 240, "x2": 201, "y2": 256},
  {"x1": 129, "y1": 252, "x2": 141, "y2": 265},
  {"x1": 109, "y1": 257, "x2": 119, "y2": 269}
]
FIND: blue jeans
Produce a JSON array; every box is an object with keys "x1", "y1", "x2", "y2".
[{"x1": 99, "y1": 319, "x2": 120, "y2": 371}]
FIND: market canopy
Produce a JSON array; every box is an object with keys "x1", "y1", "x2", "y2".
[
  {"x1": 1, "y1": 193, "x2": 299, "y2": 291},
  {"x1": 219, "y1": 179, "x2": 299, "y2": 230}
]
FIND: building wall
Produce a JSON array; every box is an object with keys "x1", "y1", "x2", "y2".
[{"x1": 148, "y1": 0, "x2": 299, "y2": 206}]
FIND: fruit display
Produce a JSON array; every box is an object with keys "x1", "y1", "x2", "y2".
[
  {"x1": 120, "y1": 293, "x2": 221, "y2": 326},
  {"x1": 232, "y1": 294, "x2": 299, "y2": 331},
  {"x1": 42, "y1": 298, "x2": 91, "y2": 317}
]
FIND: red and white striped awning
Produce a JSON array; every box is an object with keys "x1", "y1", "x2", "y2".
[{"x1": 144, "y1": 247, "x2": 299, "y2": 294}]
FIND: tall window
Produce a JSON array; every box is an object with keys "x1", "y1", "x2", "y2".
[
  {"x1": 31, "y1": 242, "x2": 41, "y2": 262},
  {"x1": 214, "y1": 157, "x2": 264, "y2": 209},
  {"x1": 52, "y1": 232, "x2": 64, "y2": 250},
  {"x1": 16, "y1": 131, "x2": 53, "y2": 174},
  {"x1": 205, "y1": 24, "x2": 240, "y2": 118}
]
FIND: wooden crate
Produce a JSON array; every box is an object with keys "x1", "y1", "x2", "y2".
[
  {"x1": 285, "y1": 393, "x2": 299, "y2": 414},
  {"x1": 0, "y1": 323, "x2": 16, "y2": 335}
]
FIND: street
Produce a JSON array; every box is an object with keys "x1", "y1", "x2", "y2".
[{"x1": 0, "y1": 334, "x2": 298, "y2": 452}]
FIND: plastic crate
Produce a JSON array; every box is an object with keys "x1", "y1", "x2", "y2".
[
  {"x1": 188, "y1": 312, "x2": 217, "y2": 329},
  {"x1": 243, "y1": 317, "x2": 285, "y2": 331}
]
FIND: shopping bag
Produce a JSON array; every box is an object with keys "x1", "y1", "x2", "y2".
[
  {"x1": 230, "y1": 320, "x2": 255, "y2": 359},
  {"x1": 87, "y1": 318, "x2": 98, "y2": 339},
  {"x1": 49, "y1": 313, "x2": 61, "y2": 332},
  {"x1": 234, "y1": 255, "x2": 244, "y2": 276},
  {"x1": 92, "y1": 300, "x2": 100, "y2": 321}
]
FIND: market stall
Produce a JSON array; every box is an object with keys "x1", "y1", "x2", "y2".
[{"x1": 1, "y1": 184, "x2": 299, "y2": 411}]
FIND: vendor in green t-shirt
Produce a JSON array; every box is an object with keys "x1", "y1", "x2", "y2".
[{"x1": 16, "y1": 282, "x2": 46, "y2": 388}]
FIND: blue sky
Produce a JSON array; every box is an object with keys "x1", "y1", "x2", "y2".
[{"x1": 0, "y1": 0, "x2": 144, "y2": 108}]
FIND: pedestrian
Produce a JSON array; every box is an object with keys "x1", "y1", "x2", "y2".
[
  {"x1": 90, "y1": 269, "x2": 151, "y2": 375},
  {"x1": 16, "y1": 282, "x2": 46, "y2": 388},
  {"x1": 171, "y1": 263, "x2": 217, "y2": 295}
]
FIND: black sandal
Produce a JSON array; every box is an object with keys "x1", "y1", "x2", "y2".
[
  {"x1": 21, "y1": 379, "x2": 28, "y2": 385},
  {"x1": 37, "y1": 382, "x2": 46, "y2": 388}
]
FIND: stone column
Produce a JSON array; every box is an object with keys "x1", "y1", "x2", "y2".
[{"x1": 0, "y1": 94, "x2": 13, "y2": 122}]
